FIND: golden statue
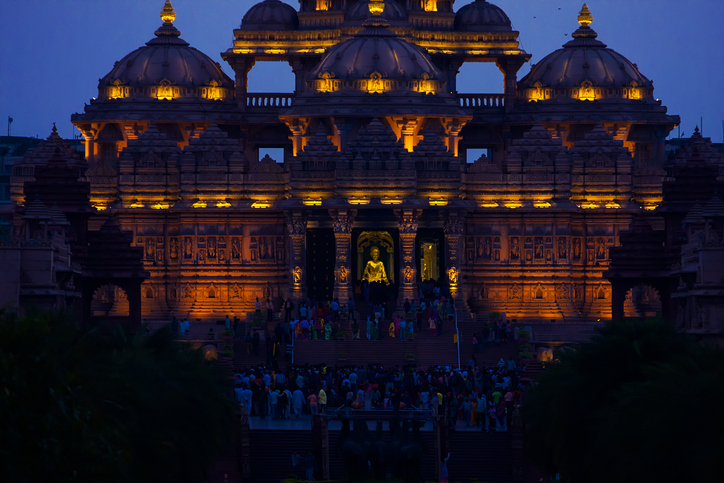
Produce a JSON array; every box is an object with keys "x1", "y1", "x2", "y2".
[{"x1": 362, "y1": 246, "x2": 389, "y2": 284}]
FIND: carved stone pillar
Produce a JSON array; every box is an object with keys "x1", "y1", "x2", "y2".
[
  {"x1": 331, "y1": 209, "x2": 354, "y2": 303},
  {"x1": 398, "y1": 209, "x2": 419, "y2": 305},
  {"x1": 442, "y1": 118, "x2": 464, "y2": 157},
  {"x1": 227, "y1": 57, "x2": 255, "y2": 110},
  {"x1": 496, "y1": 58, "x2": 526, "y2": 111},
  {"x1": 287, "y1": 213, "x2": 307, "y2": 303},
  {"x1": 397, "y1": 118, "x2": 420, "y2": 153},
  {"x1": 286, "y1": 117, "x2": 310, "y2": 156},
  {"x1": 444, "y1": 212, "x2": 464, "y2": 300}
]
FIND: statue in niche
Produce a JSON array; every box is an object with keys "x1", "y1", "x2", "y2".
[
  {"x1": 170, "y1": 238, "x2": 179, "y2": 259},
  {"x1": 230, "y1": 284, "x2": 241, "y2": 299},
  {"x1": 362, "y1": 246, "x2": 389, "y2": 284},
  {"x1": 293, "y1": 266, "x2": 302, "y2": 284},
  {"x1": 404, "y1": 265, "x2": 414, "y2": 283},
  {"x1": 184, "y1": 237, "x2": 193, "y2": 259},
  {"x1": 484, "y1": 238, "x2": 492, "y2": 259},
  {"x1": 558, "y1": 238, "x2": 567, "y2": 260},
  {"x1": 535, "y1": 237, "x2": 544, "y2": 259},
  {"x1": 573, "y1": 238, "x2": 581, "y2": 260},
  {"x1": 219, "y1": 249, "x2": 226, "y2": 263},
  {"x1": 448, "y1": 267, "x2": 459, "y2": 284},
  {"x1": 510, "y1": 237, "x2": 520, "y2": 261},
  {"x1": 339, "y1": 266, "x2": 348, "y2": 284},
  {"x1": 208, "y1": 237, "x2": 216, "y2": 258},
  {"x1": 596, "y1": 237, "x2": 607, "y2": 259},
  {"x1": 231, "y1": 238, "x2": 240, "y2": 260},
  {"x1": 145, "y1": 238, "x2": 155, "y2": 259},
  {"x1": 477, "y1": 239, "x2": 484, "y2": 259}
]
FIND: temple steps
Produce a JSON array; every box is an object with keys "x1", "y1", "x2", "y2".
[
  {"x1": 248, "y1": 429, "x2": 313, "y2": 482},
  {"x1": 446, "y1": 431, "x2": 513, "y2": 482}
]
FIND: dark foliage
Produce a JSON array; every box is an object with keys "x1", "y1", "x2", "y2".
[
  {"x1": 0, "y1": 309, "x2": 235, "y2": 483},
  {"x1": 523, "y1": 318, "x2": 724, "y2": 483}
]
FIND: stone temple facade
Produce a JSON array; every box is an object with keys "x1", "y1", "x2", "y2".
[{"x1": 19, "y1": 0, "x2": 692, "y2": 324}]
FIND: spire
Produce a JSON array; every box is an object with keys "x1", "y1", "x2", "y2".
[
  {"x1": 577, "y1": 3, "x2": 593, "y2": 27},
  {"x1": 149, "y1": 0, "x2": 186, "y2": 44},
  {"x1": 160, "y1": 0, "x2": 176, "y2": 24},
  {"x1": 564, "y1": 3, "x2": 605, "y2": 47},
  {"x1": 368, "y1": 0, "x2": 385, "y2": 16}
]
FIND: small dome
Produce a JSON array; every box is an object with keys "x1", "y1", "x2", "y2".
[
  {"x1": 519, "y1": 4, "x2": 653, "y2": 102},
  {"x1": 346, "y1": 0, "x2": 405, "y2": 22},
  {"x1": 454, "y1": 0, "x2": 512, "y2": 32},
  {"x1": 241, "y1": 0, "x2": 298, "y2": 31},
  {"x1": 308, "y1": 15, "x2": 445, "y2": 95},
  {"x1": 99, "y1": 2, "x2": 234, "y2": 101}
]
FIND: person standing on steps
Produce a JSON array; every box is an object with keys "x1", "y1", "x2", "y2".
[
  {"x1": 266, "y1": 298, "x2": 274, "y2": 323},
  {"x1": 441, "y1": 452, "x2": 451, "y2": 483},
  {"x1": 305, "y1": 451, "x2": 317, "y2": 481}
]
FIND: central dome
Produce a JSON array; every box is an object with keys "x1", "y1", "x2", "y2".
[
  {"x1": 241, "y1": 0, "x2": 298, "y2": 31},
  {"x1": 454, "y1": 0, "x2": 512, "y2": 32},
  {"x1": 308, "y1": 12, "x2": 444, "y2": 95}
]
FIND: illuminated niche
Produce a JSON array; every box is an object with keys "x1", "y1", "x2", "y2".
[
  {"x1": 578, "y1": 81, "x2": 595, "y2": 101},
  {"x1": 366, "y1": 72, "x2": 385, "y2": 94},
  {"x1": 156, "y1": 79, "x2": 174, "y2": 100},
  {"x1": 316, "y1": 72, "x2": 335, "y2": 93},
  {"x1": 424, "y1": 0, "x2": 438, "y2": 12}
]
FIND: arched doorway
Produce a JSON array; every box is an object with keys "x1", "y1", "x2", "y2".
[
  {"x1": 91, "y1": 284, "x2": 129, "y2": 317},
  {"x1": 624, "y1": 284, "x2": 662, "y2": 319}
]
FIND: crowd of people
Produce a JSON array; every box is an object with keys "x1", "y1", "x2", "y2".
[{"x1": 233, "y1": 357, "x2": 528, "y2": 433}]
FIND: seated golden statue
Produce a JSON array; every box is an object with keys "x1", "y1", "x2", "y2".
[{"x1": 362, "y1": 246, "x2": 389, "y2": 284}]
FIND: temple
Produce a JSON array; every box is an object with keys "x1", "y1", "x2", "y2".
[{"x1": 3, "y1": 0, "x2": 723, "y2": 337}]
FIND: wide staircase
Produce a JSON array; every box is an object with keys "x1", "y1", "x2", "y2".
[
  {"x1": 248, "y1": 429, "x2": 313, "y2": 482},
  {"x1": 447, "y1": 431, "x2": 512, "y2": 482},
  {"x1": 327, "y1": 428, "x2": 437, "y2": 481}
]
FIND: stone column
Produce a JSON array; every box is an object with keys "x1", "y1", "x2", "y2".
[
  {"x1": 444, "y1": 212, "x2": 464, "y2": 300},
  {"x1": 397, "y1": 209, "x2": 419, "y2": 305},
  {"x1": 496, "y1": 58, "x2": 526, "y2": 111},
  {"x1": 287, "y1": 213, "x2": 307, "y2": 304},
  {"x1": 228, "y1": 57, "x2": 255, "y2": 111},
  {"x1": 331, "y1": 209, "x2": 354, "y2": 303}
]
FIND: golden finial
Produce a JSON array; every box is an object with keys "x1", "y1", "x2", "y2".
[
  {"x1": 368, "y1": 0, "x2": 385, "y2": 16},
  {"x1": 160, "y1": 0, "x2": 176, "y2": 24},
  {"x1": 578, "y1": 3, "x2": 593, "y2": 27}
]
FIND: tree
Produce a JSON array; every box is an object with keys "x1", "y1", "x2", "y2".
[
  {"x1": 523, "y1": 318, "x2": 724, "y2": 483},
  {"x1": 0, "y1": 309, "x2": 235, "y2": 483}
]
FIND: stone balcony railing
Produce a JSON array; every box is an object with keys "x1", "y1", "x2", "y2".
[
  {"x1": 244, "y1": 92, "x2": 506, "y2": 111},
  {"x1": 246, "y1": 93, "x2": 294, "y2": 109},
  {"x1": 457, "y1": 93, "x2": 505, "y2": 108}
]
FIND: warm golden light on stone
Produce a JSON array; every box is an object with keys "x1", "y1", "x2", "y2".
[
  {"x1": 368, "y1": 0, "x2": 385, "y2": 16},
  {"x1": 192, "y1": 200, "x2": 207, "y2": 208},
  {"x1": 423, "y1": 0, "x2": 437, "y2": 13},
  {"x1": 303, "y1": 199, "x2": 322, "y2": 206},
  {"x1": 130, "y1": 201, "x2": 144, "y2": 208},
  {"x1": 605, "y1": 202, "x2": 621, "y2": 209},
  {"x1": 160, "y1": 0, "x2": 176, "y2": 24},
  {"x1": 578, "y1": 3, "x2": 593, "y2": 27},
  {"x1": 580, "y1": 202, "x2": 600, "y2": 209},
  {"x1": 534, "y1": 201, "x2": 552, "y2": 208},
  {"x1": 216, "y1": 200, "x2": 231, "y2": 208},
  {"x1": 151, "y1": 202, "x2": 169, "y2": 210},
  {"x1": 644, "y1": 204, "x2": 658, "y2": 211},
  {"x1": 93, "y1": 204, "x2": 107, "y2": 211},
  {"x1": 504, "y1": 202, "x2": 522, "y2": 209},
  {"x1": 251, "y1": 201, "x2": 271, "y2": 208},
  {"x1": 381, "y1": 198, "x2": 402, "y2": 205},
  {"x1": 429, "y1": 199, "x2": 448, "y2": 206},
  {"x1": 479, "y1": 202, "x2": 499, "y2": 208},
  {"x1": 348, "y1": 198, "x2": 370, "y2": 205},
  {"x1": 366, "y1": 72, "x2": 385, "y2": 94}
]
